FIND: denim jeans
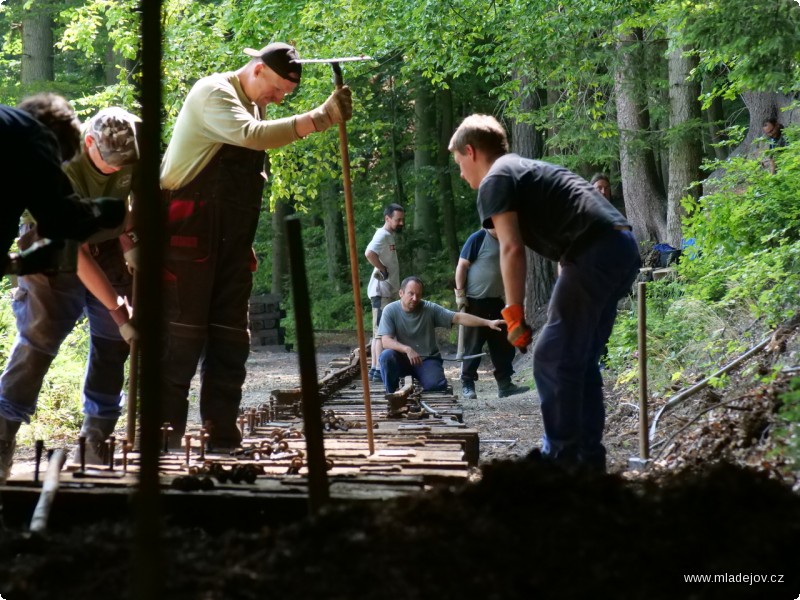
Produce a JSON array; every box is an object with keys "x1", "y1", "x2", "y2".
[
  {"x1": 534, "y1": 229, "x2": 640, "y2": 470},
  {"x1": 0, "y1": 271, "x2": 130, "y2": 423},
  {"x1": 379, "y1": 349, "x2": 447, "y2": 393}
]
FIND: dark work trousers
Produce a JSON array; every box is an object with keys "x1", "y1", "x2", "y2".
[
  {"x1": 533, "y1": 229, "x2": 640, "y2": 471},
  {"x1": 161, "y1": 144, "x2": 264, "y2": 446},
  {"x1": 460, "y1": 296, "x2": 516, "y2": 385}
]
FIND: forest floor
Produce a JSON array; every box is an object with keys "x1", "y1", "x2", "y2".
[{"x1": 1, "y1": 321, "x2": 799, "y2": 599}]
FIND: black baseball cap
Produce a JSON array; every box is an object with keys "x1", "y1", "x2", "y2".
[{"x1": 243, "y1": 43, "x2": 302, "y2": 83}]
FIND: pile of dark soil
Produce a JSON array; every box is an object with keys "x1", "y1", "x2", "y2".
[{"x1": 0, "y1": 458, "x2": 797, "y2": 599}]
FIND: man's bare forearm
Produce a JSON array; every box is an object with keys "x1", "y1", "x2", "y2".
[{"x1": 381, "y1": 335, "x2": 408, "y2": 353}]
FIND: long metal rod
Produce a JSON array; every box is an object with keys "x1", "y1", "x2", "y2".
[
  {"x1": 286, "y1": 216, "x2": 330, "y2": 514},
  {"x1": 29, "y1": 449, "x2": 66, "y2": 533},
  {"x1": 637, "y1": 281, "x2": 649, "y2": 460},
  {"x1": 134, "y1": 0, "x2": 164, "y2": 597},
  {"x1": 126, "y1": 270, "x2": 139, "y2": 446},
  {"x1": 649, "y1": 334, "x2": 771, "y2": 440},
  {"x1": 332, "y1": 62, "x2": 375, "y2": 455}
]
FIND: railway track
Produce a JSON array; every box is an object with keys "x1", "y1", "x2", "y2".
[{"x1": 1, "y1": 349, "x2": 478, "y2": 528}]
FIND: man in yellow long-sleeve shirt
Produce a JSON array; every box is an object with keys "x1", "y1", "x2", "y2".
[{"x1": 159, "y1": 42, "x2": 352, "y2": 448}]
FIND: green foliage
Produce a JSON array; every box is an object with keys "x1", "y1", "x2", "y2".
[
  {"x1": 608, "y1": 135, "x2": 800, "y2": 420},
  {"x1": 676, "y1": 0, "x2": 800, "y2": 97},
  {"x1": 0, "y1": 280, "x2": 17, "y2": 365},
  {"x1": 680, "y1": 131, "x2": 800, "y2": 324},
  {"x1": 775, "y1": 376, "x2": 800, "y2": 467},
  {"x1": 0, "y1": 280, "x2": 89, "y2": 445}
]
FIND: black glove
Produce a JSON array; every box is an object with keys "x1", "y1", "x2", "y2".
[
  {"x1": 6, "y1": 239, "x2": 70, "y2": 276},
  {"x1": 36, "y1": 196, "x2": 126, "y2": 243},
  {"x1": 88, "y1": 197, "x2": 127, "y2": 230}
]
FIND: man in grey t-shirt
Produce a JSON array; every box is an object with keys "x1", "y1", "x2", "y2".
[
  {"x1": 378, "y1": 276, "x2": 504, "y2": 393},
  {"x1": 455, "y1": 227, "x2": 529, "y2": 400}
]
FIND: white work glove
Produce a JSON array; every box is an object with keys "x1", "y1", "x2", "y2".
[
  {"x1": 108, "y1": 299, "x2": 138, "y2": 344},
  {"x1": 454, "y1": 288, "x2": 468, "y2": 310},
  {"x1": 118, "y1": 321, "x2": 139, "y2": 344},
  {"x1": 309, "y1": 86, "x2": 352, "y2": 132},
  {"x1": 373, "y1": 266, "x2": 389, "y2": 281},
  {"x1": 123, "y1": 246, "x2": 139, "y2": 273}
]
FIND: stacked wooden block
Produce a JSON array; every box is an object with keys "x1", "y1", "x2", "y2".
[{"x1": 249, "y1": 293, "x2": 290, "y2": 351}]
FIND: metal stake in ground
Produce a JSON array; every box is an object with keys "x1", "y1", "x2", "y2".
[
  {"x1": 286, "y1": 216, "x2": 329, "y2": 514},
  {"x1": 629, "y1": 281, "x2": 651, "y2": 471},
  {"x1": 297, "y1": 54, "x2": 376, "y2": 455},
  {"x1": 126, "y1": 270, "x2": 140, "y2": 446}
]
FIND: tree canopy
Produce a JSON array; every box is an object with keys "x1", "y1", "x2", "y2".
[{"x1": 1, "y1": 0, "x2": 798, "y2": 324}]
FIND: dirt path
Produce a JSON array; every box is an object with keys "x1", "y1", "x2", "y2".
[{"x1": 237, "y1": 336, "x2": 629, "y2": 469}]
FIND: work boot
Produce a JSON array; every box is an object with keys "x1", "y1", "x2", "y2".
[
  {"x1": 75, "y1": 416, "x2": 118, "y2": 466},
  {"x1": 370, "y1": 369, "x2": 383, "y2": 382},
  {"x1": 0, "y1": 417, "x2": 22, "y2": 484},
  {"x1": 497, "y1": 378, "x2": 530, "y2": 398},
  {"x1": 461, "y1": 381, "x2": 477, "y2": 400}
]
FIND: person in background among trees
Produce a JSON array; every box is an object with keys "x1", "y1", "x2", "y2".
[
  {"x1": 378, "y1": 276, "x2": 504, "y2": 393},
  {"x1": 449, "y1": 114, "x2": 640, "y2": 473},
  {"x1": 761, "y1": 117, "x2": 786, "y2": 174},
  {"x1": 590, "y1": 173, "x2": 612, "y2": 202},
  {"x1": 0, "y1": 96, "x2": 128, "y2": 482},
  {"x1": 159, "y1": 42, "x2": 352, "y2": 449},
  {"x1": 455, "y1": 227, "x2": 529, "y2": 400},
  {"x1": 589, "y1": 172, "x2": 627, "y2": 216},
  {"x1": 364, "y1": 203, "x2": 404, "y2": 383}
]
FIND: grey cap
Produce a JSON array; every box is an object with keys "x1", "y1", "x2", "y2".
[{"x1": 86, "y1": 107, "x2": 140, "y2": 167}]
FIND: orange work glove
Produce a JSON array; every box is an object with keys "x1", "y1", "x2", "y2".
[{"x1": 501, "y1": 304, "x2": 532, "y2": 352}]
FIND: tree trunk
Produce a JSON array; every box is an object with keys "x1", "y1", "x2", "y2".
[
  {"x1": 706, "y1": 91, "x2": 798, "y2": 181},
  {"x1": 104, "y1": 38, "x2": 135, "y2": 86},
  {"x1": 734, "y1": 91, "x2": 798, "y2": 157},
  {"x1": 389, "y1": 75, "x2": 405, "y2": 205},
  {"x1": 413, "y1": 79, "x2": 441, "y2": 265},
  {"x1": 703, "y1": 71, "x2": 729, "y2": 161},
  {"x1": 510, "y1": 81, "x2": 556, "y2": 322},
  {"x1": 21, "y1": 3, "x2": 54, "y2": 84},
  {"x1": 614, "y1": 28, "x2": 668, "y2": 244},
  {"x1": 321, "y1": 181, "x2": 347, "y2": 293},
  {"x1": 437, "y1": 85, "x2": 459, "y2": 267},
  {"x1": 666, "y1": 43, "x2": 702, "y2": 248}
]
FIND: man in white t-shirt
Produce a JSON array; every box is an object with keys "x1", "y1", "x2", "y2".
[{"x1": 364, "y1": 203, "x2": 404, "y2": 382}]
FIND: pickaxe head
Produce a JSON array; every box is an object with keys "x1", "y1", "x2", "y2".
[{"x1": 296, "y1": 55, "x2": 373, "y2": 86}]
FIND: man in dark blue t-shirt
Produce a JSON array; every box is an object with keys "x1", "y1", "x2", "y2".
[{"x1": 449, "y1": 114, "x2": 640, "y2": 472}]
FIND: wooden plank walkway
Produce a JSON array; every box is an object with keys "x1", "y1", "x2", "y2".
[{"x1": 2, "y1": 350, "x2": 480, "y2": 514}]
